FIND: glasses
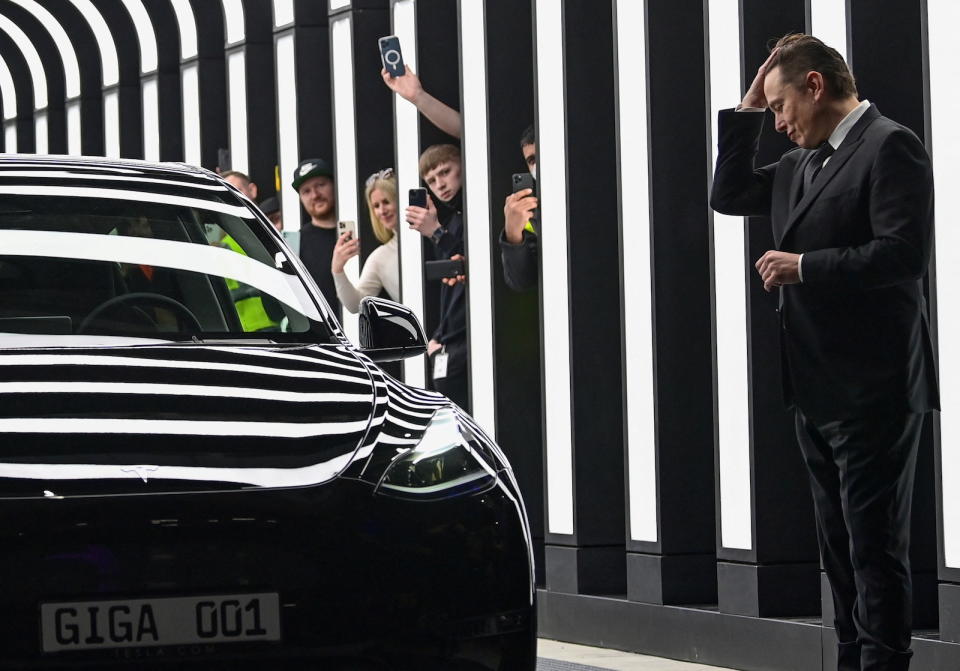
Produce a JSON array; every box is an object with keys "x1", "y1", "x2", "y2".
[{"x1": 365, "y1": 167, "x2": 395, "y2": 187}]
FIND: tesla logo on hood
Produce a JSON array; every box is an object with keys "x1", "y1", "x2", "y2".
[{"x1": 121, "y1": 465, "x2": 159, "y2": 483}]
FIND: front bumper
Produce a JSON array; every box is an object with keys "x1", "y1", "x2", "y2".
[{"x1": 0, "y1": 477, "x2": 535, "y2": 670}]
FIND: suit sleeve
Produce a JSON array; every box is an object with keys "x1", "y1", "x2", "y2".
[
  {"x1": 800, "y1": 129, "x2": 933, "y2": 290},
  {"x1": 499, "y1": 229, "x2": 538, "y2": 291},
  {"x1": 710, "y1": 108, "x2": 778, "y2": 217}
]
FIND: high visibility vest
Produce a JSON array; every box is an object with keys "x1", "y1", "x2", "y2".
[{"x1": 221, "y1": 235, "x2": 279, "y2": 332}]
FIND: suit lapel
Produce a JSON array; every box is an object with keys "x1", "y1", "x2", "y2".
[
  {"x1": 778, "y1": 104, "x2": 880, "y2": 247},
  {"x1": 775, "y1": 152, "x2": 814, "y2": 245}
]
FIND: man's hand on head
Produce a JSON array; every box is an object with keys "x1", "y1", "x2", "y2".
[
  {"x1": 503, "y1": 189, "x2": 537, "y2": 244},
  {"x1": 740, "y1": 47, "x2": 780, "y2": 110},
  {"x1": 381, "y1": 65, "x2": 424, "y2": 104},
  {"x1": 755, "y1": 250, "x2": 800, "y2": 292}
]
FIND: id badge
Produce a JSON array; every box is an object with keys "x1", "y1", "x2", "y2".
[{"x1": 433, "y1": 350, "x2": 449, "y2": 380}]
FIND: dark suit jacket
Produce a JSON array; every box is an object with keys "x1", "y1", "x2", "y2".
[{"x1": 710, "y1": 104, "x2": 939, "y2": 419}]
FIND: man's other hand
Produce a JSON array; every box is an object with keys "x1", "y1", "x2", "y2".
[
  {"x1": 442, "y1": 254, "x2": 466, "y2": 287},
  {"x1": 740, "y1": 47, "x2": 779, "y2": 109},
  {"x1": 503, "y1": 189, "x2": 538, "y2": 244},
  {"x1": 427, "y1": 339, "x2": 443, "y2": 356},
  {"x1": 755, "y1": 250, "x2": 800, "y2": 292}
]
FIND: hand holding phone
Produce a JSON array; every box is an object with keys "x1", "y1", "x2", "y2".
[
  {"x1": 425, "y1": 257, "x2": 465, "y2": 281},
  {"x1": 378, "y1": 36, "x2": 405, "y2": 78},
  {"x1": 504, "y1": 174, "x2": 538, "y2": 244}
]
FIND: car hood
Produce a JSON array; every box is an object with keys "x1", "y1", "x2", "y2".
[{"x1": 0, "y1": 343, "x2": 377, "y2": 498}]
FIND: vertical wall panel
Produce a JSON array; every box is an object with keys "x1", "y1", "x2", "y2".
[
  {"x1": 707, "y1": 0, "x2": 818, "y2": 618},
  {"x1": 840, "y1": 0, "x2": 939, "y2": 637},
  {"x1": 458, "y1": 0, "x2": 495, "y2": 433},
  {"x1": 66, "y1": 98, "x2": 80, "y2": 154},
  {"x1": 239, "y1": 0, "x2": 278, "y2": 202},
  {"x1": 330, "y1": 10, "x2": 359, "y2": 343},
  {"x1": 275, "y1": 32, "x2": 299, "y2": 236},
  {"x1": 533, "y1": 0, "x2": 573, "y2": 538},
  {"x1": 9, "y1": 0, "x2": 81, "y2": 152},
  {"x1": 614, "y1": 0, "x2": 656, "y2": 546},
  {"x1": 392, "y1": 0, "x2": 425, "y2": 388},
  {"x1": 32, "y1": 108, "x2": 44, "y2": 153},
  {"x1": 809, "y1": 0, "x2": 848, "y2": 61},
  {"x1": 481, "y1": 0, "x2": 543, "y2": 586},
  {"x1": 226, "y1": 49, "x2": 248, "y2": 173},
  {"x1": 624, "y1": 0, "x2": 717, "y2": 606},
  {"x1": 930, "y1": 0, "x2": 960, "y2": 575},
  {"x1": 707, "y1": 0, "x2": 752, "y2": 553},
  {"x1": 142, "y1": 74, "x2": 159, "y2": 160},
  {"x1": 0, "y1": 0, "x2": 66, "y2": 153},
  {"x1": 181, "y1": 61, "x2": 200, "y2": 165},
  {"x1": 535, "y1": 0, "x2": 626, "y2": 596}
]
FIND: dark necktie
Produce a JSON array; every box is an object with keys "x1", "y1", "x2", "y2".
[{"x1": 803, "y1": 142, "x2": 836, "y2": 193}]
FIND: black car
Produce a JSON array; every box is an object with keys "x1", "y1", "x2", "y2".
[{"x1": 0, "y1": 156, "x2": 535, "y2": 670}]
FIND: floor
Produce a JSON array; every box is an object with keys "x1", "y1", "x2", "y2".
[{"x1": 537, "y1": 639, "x2": 735, "y2": 671}]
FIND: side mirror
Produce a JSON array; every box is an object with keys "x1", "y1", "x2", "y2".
[{"x1": 358, "y1": 296, "x2": 427, "y2": 362}]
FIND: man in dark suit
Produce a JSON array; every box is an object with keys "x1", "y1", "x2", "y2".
[{"x1": 710, "y1": 34, "x2": 938, "y2": 671}]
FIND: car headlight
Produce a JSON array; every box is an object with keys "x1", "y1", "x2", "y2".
[{"x1": 375, "y1": 407, "x2": 497, "y2": 499}]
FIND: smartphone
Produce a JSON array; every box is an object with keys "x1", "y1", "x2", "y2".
[
  {"x1": 512, "y1": 172, "x2": 536, "y2": 194},
  {"x1": 408, "y1": 188, "x2": 427, "y2": 209},
  {"x1": 378, "y1": 36, "x2": 405, "y2": 78},
  {"x1": 337, "y1": 220, "x2": 357, "y2": 240},
  {"x1": 425, "y1": 258, "x2": 465, "y2": 281}
]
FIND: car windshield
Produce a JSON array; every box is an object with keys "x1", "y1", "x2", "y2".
[{"x1": 0, "y1": 172, "x2": 336, "y2": 345}]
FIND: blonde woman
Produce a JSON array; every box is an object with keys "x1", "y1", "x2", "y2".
[{"x1": 331, "y1": 169, "x2": 400, "y2": 313}]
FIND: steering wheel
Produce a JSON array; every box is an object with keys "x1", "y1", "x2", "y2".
[{"x1": 78, "y1": 292, "x2": 203, "y2": 334}]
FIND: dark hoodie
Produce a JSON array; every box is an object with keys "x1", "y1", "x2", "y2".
[{"x1": 431, "y1": 192, "x2": 467, "y2": 373}]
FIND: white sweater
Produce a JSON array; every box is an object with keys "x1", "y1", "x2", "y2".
[{"x1": 333, "y1": 236, "x2": 400, "y2": 314}]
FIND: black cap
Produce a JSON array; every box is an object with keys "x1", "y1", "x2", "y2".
[
  {"x1": 259, "y1": 196, "x2": 280, "y2": 216},
  {"x1": 291, "y1": 158, "x2": 334, "y2": 191}
]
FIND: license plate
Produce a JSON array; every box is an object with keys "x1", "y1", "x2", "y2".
[{"x1": 40, "y1": 593, "x2": 281, "y2": 653}]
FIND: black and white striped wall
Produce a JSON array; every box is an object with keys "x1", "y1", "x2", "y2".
[{"x1": 1, "y1": 1, "x2": 959, "y2": 668}]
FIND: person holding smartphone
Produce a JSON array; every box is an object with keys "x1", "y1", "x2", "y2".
[
  {"x1": 500, "y1": 125, "x2": 539, "y2": 291},
  {"x1": 381, "y1": 64, "x2": 462, "y2": 140},
  {"x1": 405, "y1": 144, "x2": 469, "y2": 410},
  {"x1": 331, "y1": 169, "x2": 400, "y2": 313},
  {"x1": 292, "y1": 157, "x2": 341, "y2": 317}
]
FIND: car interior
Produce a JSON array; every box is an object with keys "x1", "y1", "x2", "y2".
[{"x1": 0, "y1": 196, "x2": 328, "y2": 340}]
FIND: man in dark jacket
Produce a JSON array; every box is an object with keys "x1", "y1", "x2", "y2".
[
  {"x1": 711, "y1": 34, "x2": 937, "y2": 671},
  {"x1": 405, "y1": 144, "x2": 469, "y2": 410},
  {"x1": 500, "y1": 125, "x2": 539, "y2": 291}
]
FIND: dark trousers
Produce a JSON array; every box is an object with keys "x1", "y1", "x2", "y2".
[
  {"x1": 433, "y1": 368, "x2": 469, "y2": 412},
  {"x1": 795, "y1": 409, "x2": 923, "y2": 671}
]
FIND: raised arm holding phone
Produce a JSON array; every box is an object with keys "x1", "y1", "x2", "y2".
[
  {"x1": 379, "y1": 35, "x2": 461, "y2": 140},
  {"x1": 710, "y1": 34, "x2": 937, "y2": 671}
]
